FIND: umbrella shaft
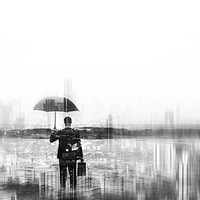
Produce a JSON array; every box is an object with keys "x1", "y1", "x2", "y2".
[{"x1": 54, "y1": 111, "x2": 56, "y2": 129}]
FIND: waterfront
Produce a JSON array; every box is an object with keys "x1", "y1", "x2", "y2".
[{"x1": 0, "y1": 136, "x2": 200, "y2": 200}]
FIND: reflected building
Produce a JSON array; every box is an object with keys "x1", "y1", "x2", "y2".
[
  {"x1": 153, "y1": 141, "x2": 200, "y2": 200},
  {"x1": 176, "y1": 151, "x2": 189, "y2": 200},
  {"x1": 0, "y1": 191, "x2": 17, "y2": 200},
  {"x1": 39, "y1": 170, "x2": 59, "y2": 189},
  {"x1": 153, "y1": 141, "x2": 200, "y2": 199},
  {"x1": 2, "y1": 137, "x2": 200, "y2": 199},
  {"x1": 39, "y1": 170, "x2": 59, "y2": 198},
  {"x1": 154, "y1": 142, "x2": 175, "y2": 178},
  {"x1": 3, "y1": 153, "x2": 17, "y2": 181},
  {"x1": 24, "y1": 165, "x2": 36, "y2": 184},
  {"x1": 176, "y1": 150, "x2": 200, "y2": 200}
]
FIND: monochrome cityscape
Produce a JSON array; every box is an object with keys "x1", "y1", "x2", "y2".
[
  {"x1": 0, "y1": 96, "x2": 196, "y2": 131},
  {"x1": 1, "y1": 138, "x2": 200, "y2": 200},
  {"x1": 1, "y1": 0, "x2": 200, "y2": 199}
]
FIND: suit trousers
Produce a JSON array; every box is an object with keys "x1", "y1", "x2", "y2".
[{"x1": 59, "y1": 159, "x2": 77, "y2": 188}]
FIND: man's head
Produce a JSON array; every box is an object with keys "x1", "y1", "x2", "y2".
[{"x1": 64, "y1": 116, "x2": 72, "y2": 127}]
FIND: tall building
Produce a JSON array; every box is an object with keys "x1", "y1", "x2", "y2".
[
  {"x1": 165, "y1": 110, "x2": 174, "y2": 128},
  {"x1": 1, "y1": 104, "x2": 13, "y2": 129},
  {"x1": 13, "y1": 116, "x2": 25, "y2": 130},
  {"x1": 63, "y1": 78, "x2": 78, "y2": 125},
  {"x1": 107, "y1": 114, "x2": 113, "y2": 128},
  {"x1": 0, "y1": 101, "x2": 2, "y2": 128},
  {"x1": 0, "y1": 99, "x2": 26, "y2": 130},
  {"x1": 106, "y1": 114, "x2": 113, "y2": 142},
  {"x1": 10, "y1": 100, "x2": 25, "y2": 130},
  {"x1": 10, "y1": 100, "x2": 21, "y2": 123},
  {"x1": 175, "y1": 106, "x2": 180, "y2": 125},
  {"x1": 64, "y1": 78, "x2": 74, "y2": 101}
]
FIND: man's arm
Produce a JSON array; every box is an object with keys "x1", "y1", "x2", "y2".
[{"x1": 49, "y1": 130, "x2": 60, "y2": 143}]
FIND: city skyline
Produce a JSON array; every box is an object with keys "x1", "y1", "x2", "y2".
[
  {"x1": 1, "y1": 95, "x2": 200, "y2": 129},
  {"x1": 1, "y1": 0, "x2": 200, "y2": 127},
  {"x1": 1, "y1": 1, "x2": 200, "y2": 199}
]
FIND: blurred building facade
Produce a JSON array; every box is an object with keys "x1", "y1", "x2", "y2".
[
  {"x1": 0, "y1": 100, "x2": 25, "y2": 130},
  {"x1": 165, "y1": 110, "x2": 174, "y2": 128}
]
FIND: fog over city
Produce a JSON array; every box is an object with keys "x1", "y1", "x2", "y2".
[
  {"x1": 2, "y1": 2, "x2": 200, "y2": 200},
  {"x1": 1, "y1": 0, "x2": 200, "y2": 128}
]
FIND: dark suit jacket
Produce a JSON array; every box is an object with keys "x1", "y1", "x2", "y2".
[{"x1": 50, "y1": 127, "x2": 83, "y2": 159}]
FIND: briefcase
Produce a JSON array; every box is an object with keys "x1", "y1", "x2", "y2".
[{"x1": 78, "y1": 162, "x2": 86, "y2": 176}]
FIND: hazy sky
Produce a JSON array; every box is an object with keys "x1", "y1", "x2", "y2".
[{"x1": 1, "y1": 0, "x2": 200, "y2": 126}]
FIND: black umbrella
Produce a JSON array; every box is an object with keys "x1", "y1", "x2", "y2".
[{"x1": 33, "y1": 96, "x2": 79, "y2": 129}]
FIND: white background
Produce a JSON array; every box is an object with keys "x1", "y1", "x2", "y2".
[{"x1": 0, "y1": 0, "x2": 200, "y2": 126}]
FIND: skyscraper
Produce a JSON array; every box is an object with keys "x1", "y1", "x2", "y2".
[
  {"x1": 0, "y1": 101, "x2": 2, "y2": 128},
  {"x1": 2, "y1": 104, "x2": 13, "y2": 129},
  {"x1": 63, "y1": 77, "x2": 78, "y2": 125},
  {"x1": 64, "y1": 77, "x2": 74, "y2": 101},
  {"x1": 165, "y1": 110, "x2": 174, "y2": 128}
]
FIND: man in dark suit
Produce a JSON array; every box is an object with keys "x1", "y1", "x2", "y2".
[{"x1": 50, "y1": 116, "x2": 83, "y2": 188}]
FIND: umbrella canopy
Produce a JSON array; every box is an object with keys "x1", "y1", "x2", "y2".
[
  {"x1": 33, "y1": 96, "x2": 79, "y2": 112},
  {"x1": 33, "y1": 96, "x2": 79, "y2": 129}
]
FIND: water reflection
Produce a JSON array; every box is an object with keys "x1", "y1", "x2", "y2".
[{"x1": 0, "y1": 137, "x2": 200, "y2": 199}]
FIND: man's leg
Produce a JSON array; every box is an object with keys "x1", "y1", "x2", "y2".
[
  {"x1": 59, "y1": 159, "x2": 67, "y2": 188},
  {"x1": 68, "y1": 160, "x2": 77, "y2": 188}
]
